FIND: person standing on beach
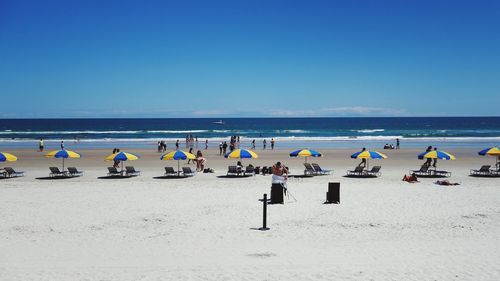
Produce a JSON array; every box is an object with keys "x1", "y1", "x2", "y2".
[
  {"x1": 219, "y1": 142, "x2": 223, "y2": 155},
  {"x1": 60, "y1": 140, "x2": 64, "y2": 150},
  {"x1": 39, "y1": 138, "x2": 44, "y2": 152},
  {"x1": 263, "y1": 139, "x2": 267, "y2": 150},
  {"x1": 175, "y1": 140, "x2": 180, "y2": 150},
  {"x1": 251, "y1": 139, "x2": 256, "y2": 149},
  {"x1": 432, "y1": 147, "x2": 438, "y2": 168},
  {"x1": 271, "y1": 138, "x2": 275, "y2": 150},
  {"x1": 423, "y1": 146, "x2": 433, "y2": 167},
  {"x1": 396, "y1": 138, "x2": 400, "y2": 149},
  {"x1": 157, "y1": 141, "x2": 162, "y2": 153},
  {"x1": 222, "y1": 141, "x2": 228, "y2": 155},
  {"x1": 205, "y1": 139, "x2": 208, "y2": 150},
  {"x1": 187, "y1": 147, "x2": 194, "y2": 164},
  {"x1": 358, "y1": 147, "x2": 367, "y2": 167}
]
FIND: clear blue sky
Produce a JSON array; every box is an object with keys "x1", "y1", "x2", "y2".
[{"x1": 1, "y1": 0, "x2": 499, "y2": 118}]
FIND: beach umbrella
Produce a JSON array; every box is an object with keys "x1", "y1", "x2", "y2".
[
  {"x1": 478, "y1": 146, "x2": 500, "y2": 166},
  {"x1": 351, "y1": 150, "x2": 387, "y2": 169},
  {"x1": 0, "y1": 152, "x2": 18, "y2": 162},
  {"x1": 417, "y1": 150, "x2": 455, "y2": 170},
  {"x1": 418, "y1": 150, "x2": 456, "y2": 160},
  {"x1": 46, "y1": 149, "x2": 81, "y2": 171},
  {"x1": 289, "y1": 148, "x2": 322, "y2": 163},
  {"x1": 161, "y1": 150, "x2": 195, "y2": 175},
  {"x1": 104, "y1": 151, "x2": 140, "y2": 170},
  {"x1": 225, "y1": 148, "x2": 258, "y2": 159}
]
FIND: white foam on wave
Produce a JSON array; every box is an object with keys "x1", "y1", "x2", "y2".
[
  {"x1": 2, "y1": 136, "x2": 500, "y2": 143},
  {"x1": 352, "y1": 129, "x2": 385, "y2": 133}
]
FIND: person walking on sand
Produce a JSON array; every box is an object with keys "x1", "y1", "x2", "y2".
[
  {"x1": 222, "y1": 141, "x2": 228, "y2": 155},
  {"x1": 358, "y1": 147, "x2": 367, "y2": 167},
  {"x1": 187, "y1": 147, "x2": 194, "y2": 164},
  {"x1": 38, "y1": 138, "x2": 44, "y2": 152},
  {"x1": 205, "y1": 139, "x2": 208, "y2": 150},
  {"x1": 251, "y1": 139, "x2": 256, "y2": 149},
  {"x1": 432, "y1": 147, "x2": 438, "y2": 168},
  {"x1": 271, "y1": 138, "x2": 275, "y2": 150}
]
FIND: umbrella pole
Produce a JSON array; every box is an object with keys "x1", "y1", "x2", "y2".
[
  {"x1": 62, "y1": 158, "x2": 65, "y2": 171},
  {"x1": 178, "y1": 160, "x2": 180, "y2": 176}
]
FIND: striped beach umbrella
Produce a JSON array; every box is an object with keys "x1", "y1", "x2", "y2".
[
  {"x1": 105, "y1": 151, "x2": 139, "y2": 170},
  {"x1": 351, "y1": 150, "x2": 387, "y2": 159},
  {"x1": 46, "y1": 149, "x2": 81, "y2": 171},
  {"x1": 225, "y1": 148, "x2": 258, "y2": 159},
  {"x1": 478, "y1": 146, "x2": 500, "y2": 156},
  {"x1": 418, "y1": 150, "x2": 456, "y2": 160},
  {"x1": 161, "y1": 150, "x2": 196, "y2": 174},
  {"x1": 0, "y1": 152, "x2": 18, "y2": 162},
  {"x1": 290, "y1": 149, "x2": 322, "y2": 163},
  {"x1": 478, "y1": 146, "x2": 500, "y2": 166},
  {"x1": 351, "y1": 150, "x2": 387, "y2": 169}
]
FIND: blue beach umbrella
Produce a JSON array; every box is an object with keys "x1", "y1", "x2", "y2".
[
  {"x1": 224, "y1": 149, "x2": 258, "y2": 159},
  {"x1": 0, "y1": 152, "x2": 18, "y2": 162},
  {"x1": 46, "y1": 149, "x2": 81, "y2": 171},
  {"x1": 105, "y1": 151, "x2": 140, "y2": 170},
  {"x1": 417, "y1": 150, "x2": 456, "y2": 160},
  {"x1": 478, "y1": 146, "x2": 500, "y2": 166},
  {"x1": 290, "y1": 149, "x2": 322, "y2": 163},
  {"x1": 161, "y1": 150, "x2": 196, "y2": 174},
  {"x1": 351, "y1": 150, "x2": 387, "y2": 169}
]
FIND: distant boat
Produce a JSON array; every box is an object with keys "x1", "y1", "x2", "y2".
[{"x1": 213, "y1": 120, "x2": 224, "y2": 125}]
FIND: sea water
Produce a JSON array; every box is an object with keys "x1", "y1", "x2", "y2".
[{"x1": 0, "y1": 117, "x2": 499, "y2": 149}]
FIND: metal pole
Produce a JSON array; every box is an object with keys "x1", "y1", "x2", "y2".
[{"x1": 259, "y1": 193, "x2": 269, "y2": 231}]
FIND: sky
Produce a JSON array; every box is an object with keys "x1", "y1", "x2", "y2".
[{"x1": 0, "y1": 0, "x2": 499, "y2": 118}]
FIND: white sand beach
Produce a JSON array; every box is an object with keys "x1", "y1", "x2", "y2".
[{"x1": 1, "y1": 148, "x2": 499, "y2": 280}]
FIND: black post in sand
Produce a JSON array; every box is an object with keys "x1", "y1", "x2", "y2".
[{"x1": 259, "y1": 193, "x2": 270, "y2": 231}]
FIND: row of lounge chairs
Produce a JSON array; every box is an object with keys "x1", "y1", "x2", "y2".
[
  {"x1": 164, "y1": 166, "x2": 195, "y2": 177},
  {"x1": 0, "y1": 167, "x2": 25, "y2": 178},
  {"x1": 49, "y1": 167, "x2": 84, "y2": 178},
  {"x1": 470, "y1": 165, "x2": 500, "y2": 177},
  {"x1": 107, "y1": 166, "x2": 141, "y2": 177},
  {"x1": 303, "y1": 163, "x2": 332, "y2": 176},
  {"x1": 346, "y1": 166, "x2": 382, "y2": 178},
  {"x1": 409, "y1": 165, "x2": 451, "y2": 178}
]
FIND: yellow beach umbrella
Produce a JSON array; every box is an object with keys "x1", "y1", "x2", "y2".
[
  {"x1": 0, "y1": 152, "x2": 18, "y2": 162},
  {"x1": 160, "y1": 150, "x2": 196, "y2": 174},
  {"x1": 46, "y1": 149, "x2": 81, "y2": 171}
]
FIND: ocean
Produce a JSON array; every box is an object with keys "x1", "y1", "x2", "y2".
[{"x1": 0, "y1": 117, "x2": 499, "y2": 149}]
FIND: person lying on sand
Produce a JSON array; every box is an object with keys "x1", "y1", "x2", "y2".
[
  {"x1": 434, "y1": 180, "x2": 460, "y2": 186},
  {"x1": 402, "y1": 173, "x2": 419, "y2": 183}
]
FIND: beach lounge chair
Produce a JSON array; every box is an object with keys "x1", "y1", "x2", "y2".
[
  {"x1": 182, "y1": 167, "x2": 195, "y2": 177},
  {"x1": 3, "y1": 167, "x2": 25, "y2": 178},
  {"x1": 346, "y1": 166, "x2": 365, "y2": 177},
  {"x1": 366, "y1": 166, "x2": 382, "y2": 177},
  {"x1": 432, "y1": 169, "x2": 451, "y2": 178},
  {"x1": 49, "y1": 167, "x2": 68, "y2": 177},
  {"x1": 67, "y1": 167, "x2": 84, "y2": 177},
  {"x1": 107, "y1": 167, "x2": 123, "y2": 177},
  {"x1": 125, "y1": 166, "x2": 141, "y2": 176},
  {"x1": 410, "y1": 165, "x2": 431, "y2": 177},
  {"x1": 164, "y1": 167, "x2": 178, "y2": 177},
  {"x1": 244, "y1": 165, "x2": 255, "y2": 176},
  {"x1": 303, "y1": 163, "x2": 316, "y2": 176},
  {"x1": 470, "y1": 165, "x2": 497, "y2": 177},
  {"x1": 227, "y1": 166, "x2": 240, "y2": 176},
  {"x1": 311, "y1": 163, "x2": 332, "y2": 175}
]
